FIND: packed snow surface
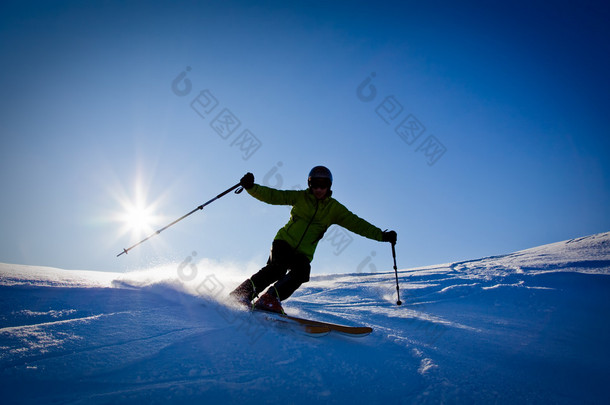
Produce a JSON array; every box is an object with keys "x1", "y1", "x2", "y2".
[{"x1": 1, "y1": 232, "x2": 609, "y2": 403}]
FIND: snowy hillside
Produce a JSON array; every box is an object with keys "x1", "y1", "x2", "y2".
[{"x1": 1, "y1": 232, "x2": 609, "y2": 404}]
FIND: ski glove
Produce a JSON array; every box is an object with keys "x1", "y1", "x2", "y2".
[
  {"x1": 240, "y1": 172, "x2": 255, "y2": 189},
  {"x1": 382, "y1": 230, "x2": 397, "y2": 244}
]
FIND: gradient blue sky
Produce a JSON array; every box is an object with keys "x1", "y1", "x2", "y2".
[{"x1": 1, "y1": 0, "x2": 609, "y2": 275}]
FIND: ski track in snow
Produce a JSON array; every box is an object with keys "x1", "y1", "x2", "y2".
[{"x1": 1, "y1": 232, "x2": 609, "y2": 403}]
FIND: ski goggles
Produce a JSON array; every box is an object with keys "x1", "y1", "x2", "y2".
[{"x1": 310, "y1": 179, "x2": 331, "y2": 189}]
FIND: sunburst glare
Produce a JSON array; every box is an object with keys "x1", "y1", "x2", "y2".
[
  {"x1": 119, "y1": 200, "x2": 156, "y2": 237},
  {"x1": 110, "y1": 177, "x2": 166, "y2": 245}
]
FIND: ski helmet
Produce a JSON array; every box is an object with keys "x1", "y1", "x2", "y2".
[{"x1": 308, "y1": 166, "x2": 332, "y2": 189}]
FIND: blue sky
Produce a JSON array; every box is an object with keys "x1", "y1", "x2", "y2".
[{"x1": 1, "y1": 0, "x2": 609, "y2": 275}]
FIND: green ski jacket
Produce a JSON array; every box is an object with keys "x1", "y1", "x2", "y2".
[{"x1": 247, "y1": 184, "x2": 384, "y2": 261}]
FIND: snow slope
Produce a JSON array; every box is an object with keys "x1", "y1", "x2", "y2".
[{"x1": 1, "y1": 233, "x2": 609, "y2": 404}]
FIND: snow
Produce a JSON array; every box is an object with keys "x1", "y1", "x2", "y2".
[{"x1": 1, "y1": 232, "x2": 610, "y2": 404}]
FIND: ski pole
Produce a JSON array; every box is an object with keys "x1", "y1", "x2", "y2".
[
  {"x1": 117, "y1": 182, "x2": 243, "y2": 257},
  {"x1": 391, "y1": 242, "x2": 402, "y2": 306}
]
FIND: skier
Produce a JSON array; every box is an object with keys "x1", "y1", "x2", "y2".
[{"x1": 229, "y1": 166, "x2": 397, "y2": 314}]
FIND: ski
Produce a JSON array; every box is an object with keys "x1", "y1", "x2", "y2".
[
  {"x1": 254, "y1": 311, "x2": 330, "y2": 336},
  {"x1": 282, "y1": 314, "x2": 373, "y2": 337},
  {"x1": 255, "y1": 309, "x2": 372, "y2": 337}
]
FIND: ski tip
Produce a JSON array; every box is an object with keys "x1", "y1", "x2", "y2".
[
  {"x1": 335, "y1": 327, "x2": 373, "y2": 337},
  {"x1": 304, "y1": 325, "x2": 331, "y2": 336}
]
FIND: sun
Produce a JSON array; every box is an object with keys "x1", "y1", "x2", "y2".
[
  {"x1": 121, "y1": 201, "x2": 156, "y2": 236},
  {"x1": 110, "y1": 178, "x2": 165, "y2": 243}
]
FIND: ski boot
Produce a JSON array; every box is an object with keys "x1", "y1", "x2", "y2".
[
  {"x1": 229, "y1": 279, "x2": 256, "y2": 309},
  {"x1": 254, "y1": 288, "x2": 284, "y2": 314}
]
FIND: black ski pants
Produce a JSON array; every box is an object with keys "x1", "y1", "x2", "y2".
[{"x1": 250, "y1": 239, "x2": 311, "y2": 301}]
